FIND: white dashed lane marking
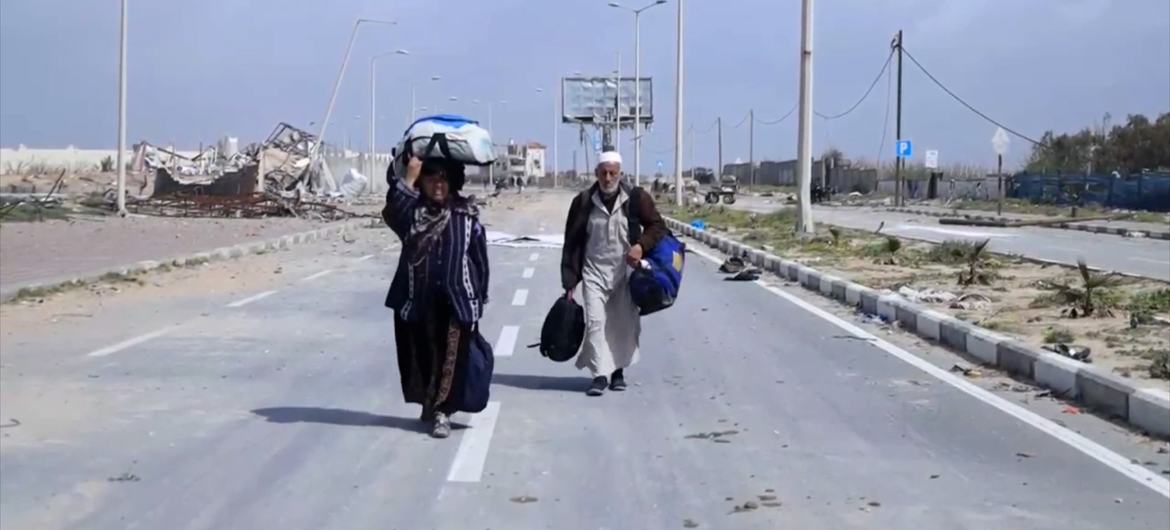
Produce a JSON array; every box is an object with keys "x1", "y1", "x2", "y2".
[
  {"x1": 226, "y1": 290, "x2": 279, "y2": 308},
  {"x1": 511, "y1": 289, "x2": 529, "y2": 306}
]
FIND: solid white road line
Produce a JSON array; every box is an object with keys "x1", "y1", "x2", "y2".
[
  {"x1": 225, "y1": 290, "x2": 279, "y2": 308},
  {"x1": 494, "y1": 325, "x2": 519, "y2": 358},
  {"x1": 357, "y1": 254, "x2": 375, "y2": 262},
  {"x1": 300, "y1": 269, "x2": 335, "y2": 282},
  {"x1": 1132, "y1": 257, "x2": 1170, "y2": 266},
  {"x1": 522, "y1": 267, "x2": 536, "y2": 279},
  {"x1": 511, "y1": 289, "x2": 529, "y2": 306},
  {"x1": 687, "y1": 245, "x2": 1170, "y2": 498},
  {"x1": 447, "y1": 401, "x2": 502, "y2": 482},
  {"x1": 87, "y1": 327, "x2": 173, "y2": 358},
  {"x1": 528, "y1": 252, "x2": 540, "y2": 262}
]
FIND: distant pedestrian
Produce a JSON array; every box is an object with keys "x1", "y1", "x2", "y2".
[
  {"x1": 561, "y1": 151, "x2": 667, "y2": 396},
  {"x1": 383, "y1": 154, "x2": 490, "y2": 438}
]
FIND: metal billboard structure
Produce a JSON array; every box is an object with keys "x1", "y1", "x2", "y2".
[{"x1": 561, "y1": 77, "x2": 653, "y2": 126}]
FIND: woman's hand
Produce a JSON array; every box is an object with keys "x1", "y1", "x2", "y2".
[{"x1": 404, "y1": 154, "x2": 422, "y2": 187}]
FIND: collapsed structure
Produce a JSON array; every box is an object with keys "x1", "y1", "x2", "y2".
[{"x1": 126, "y1": 123, "x2": 367, "y2": 220}]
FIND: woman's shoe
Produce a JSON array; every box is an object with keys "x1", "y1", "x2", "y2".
[{"x1": 431, "y1": 412, "x2": 452, "y2": 439}]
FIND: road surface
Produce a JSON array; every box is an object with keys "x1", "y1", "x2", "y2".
[
  {"x1": 2, "y1": 191, "x2": 1168, "y2": 530},
  {"x1": 731, "y1": 196, "x2": 1170, "y2": 281}
]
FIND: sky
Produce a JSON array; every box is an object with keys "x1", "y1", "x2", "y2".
[{"x1": 1, "y1": 0, "x2": 1168, "y2": 172}]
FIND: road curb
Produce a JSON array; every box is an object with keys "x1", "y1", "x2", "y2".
[
  {"x1": 884, "y1": 207, "x2": 1170, "y2": 241},
  {"x1": 1, "y1": 217, "x2": 383, "y2": 303},
  {"x1": 666, "y1": 216, "x2": 1170, "y2": 439}
]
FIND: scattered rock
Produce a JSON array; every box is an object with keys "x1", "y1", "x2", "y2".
[
  {"x1": 744, "y1": 501, "x2": 759, "y2": 510},
  {"x1": 930, "y1": 474, "x2": 940, "y2": 479},
  {"x1": 761, "y1": 502, "x2": 783, "y2": 508},
  {"x1": 683, "y1": 519, "x2": 700, "y2": 528},
  {"x1": 510, "y1": 495, "x2": 538, "y2": 504},
  {"x1": 1114, "y1": 498, "x2": 1123, "y2": 504},
  {"x1": 1015, "y1": 452, "x2": 1034, "y2": 459},
  {"x1": 107, "y1": 472, "x2": 140, "y2": 482},
  {"x1": 950, "y1": 364, "x2": 983, "y2": 378},
  {"x1": 867, "y1": 501, "x2": 881, "y2": 507},
  {"x1": 758, "y1": 494, "x2": 777, "y2": 501}
]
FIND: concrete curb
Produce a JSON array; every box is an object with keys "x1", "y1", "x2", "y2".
[
  {"x1": 1, "y1": 217, "x2": 383, "y2": 303},
  {"x1": 885, "y1": 207, "x2": 1170, "y2": 241},
  {"x1": 666, "y1": 216, "x2": 1170, "y2": 439}
]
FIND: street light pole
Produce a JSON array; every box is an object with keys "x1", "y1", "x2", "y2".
[
  {"x1": 316, "y1": 18, "x2": 395, "y2": 192},
  {"x1": 370, "y1": 49, "x2": 408, "y2": 191},
  {"x1": 553, "y1": 81, "x2": 560, "y2": 188},
  {"x1": 795, "y1": 0, "x2": 815, "y2": 233},
  {"x1": 115, "y1": 0, "x2": 128, "y2": 215},
  {"x1": 672, "y1": 0, "x2": 685, "y2": 206},
  {"x1": 611, "y1": 1, "x2": 666, "y2": 187}
]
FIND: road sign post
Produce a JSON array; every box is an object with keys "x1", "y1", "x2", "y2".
[
  {"x1": 895, "y1": 139, "x2": 912, "y2": 204},
  {"x1": 924, "y1": 149, "x2": 938, "y2": 169},
  {"x1": 992, "y1": 127, "x2": 1010, "y2": 217}
]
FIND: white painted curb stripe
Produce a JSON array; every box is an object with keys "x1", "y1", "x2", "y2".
[
  {"x1": 687, "y1": 244, "x2": 1170, "y2": 498},
  {"x1": 494, "y1": 326, "x2": 519, "y2": 358},
  {"x1": 87, "y1": 327, "x2": 173, "y2": 358},
  {"x1": 226, "y1": 290, "x2": 278, "y2": 308},
  {"x1": 522, "y1": 267, "x2": 536, "y2": 279},
  {"x1": 300, "y1": 269, "x2": 336, "y2": 282},
  {"x1": 511, "y1": 289, "x2": 529, "y2": 306}
]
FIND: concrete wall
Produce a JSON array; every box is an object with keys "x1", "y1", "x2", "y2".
[{"x1": 0, "y1": 146, "x2": 200, "y2": 175}]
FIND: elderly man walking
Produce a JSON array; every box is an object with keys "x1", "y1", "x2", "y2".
[{"x1": 561, "y1": 151, "x2": 667, "y2": 396}]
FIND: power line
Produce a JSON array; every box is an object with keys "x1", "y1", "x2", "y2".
[
  {"x1": 755, "y1": 103, "x2": 798, "y2": 126},
  {"x1": 730, "y1": 111, "x2": 751, "y2": 129},
  {"x1": 815, "y1": 49, "x2": 894, "y2": 120},
  {"x1": 698, "y1": 118, "x2": 720, "y2": 133},
  {"x1": 902, "y1": 46, "x2": 1043, "y2": 145}
]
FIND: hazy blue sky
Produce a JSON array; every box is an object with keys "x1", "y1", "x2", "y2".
[{"x1": 1, "y1": 0, "x2": 1167, "y2": 170}]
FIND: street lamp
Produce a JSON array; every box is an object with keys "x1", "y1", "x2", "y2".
[
  {"x1": 370, "y1": 49, "x2": 409, "y2": 187},
  {"x1": 318, "y1": 18, "x2": 395, "y2": 167},
  {"x1": 673, "y1": 0, "x2": 684, "y2": 206},
  {"x1": 609, "y1": 0, "x2": 667, "y2": 186},
  {"x1": 115, "y1": 0, "x2": 129, "y2": 215}
]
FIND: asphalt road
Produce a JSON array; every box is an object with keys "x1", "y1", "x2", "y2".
[
  {"x1": 2, "y1": 192, "x2": 1169, "y2": 529},
  {"x1": 732, "y1": 196, "x2": 1170, "y2": 281}
]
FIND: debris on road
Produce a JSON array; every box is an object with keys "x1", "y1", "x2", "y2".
[
  {"x1": 898, "y1": 285, "x2": 957, "y2": 304},
  {"x1": 107, "y1": 472, "x2": 141, "y2": 483},
  {"x1": 719, "y1": 257, "x2": 747, "y2": 274},
  {"x1": 1015, "y1": 451, "x2": 1035, "y2": 459},
  {"x1": 950, "y1": 364, "x2": 983, "y2": 378},
  {"x1": 725, "y1": 268, "x2": 762, "y2": 282},
  {"x1": 1043, "y1": 343, "x2": 1092, "y2": 362},
  {"x1": 0, "y1": 418, "x2": 20, "y2": 428},
  {"x1": 1061, "y1": 405, "x2": 1082, "y2": 415},
  {"x1": 685, "y1": 430, "x2": 739, "y2": 442},
  {"x1": 682, "y1": 519, "x2": 700, "y2": 528},
  {"x1": 509, "y1": 495, "x2": 538, "y2": 504},
  {"x1": 949, "y1": 293, "x2": 992, "y2": 310}
]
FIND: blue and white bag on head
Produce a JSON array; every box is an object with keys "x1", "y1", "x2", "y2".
[{"x1": 390, "y1": 115, "x2": 495, "y2": 179}]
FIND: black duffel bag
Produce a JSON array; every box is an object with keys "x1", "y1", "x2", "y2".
[{"x1": 539, "y1": 297, "x2": 585, "y2": 362}]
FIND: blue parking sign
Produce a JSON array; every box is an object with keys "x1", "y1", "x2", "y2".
[{"x1": 896, "y1": 140, "x2": 913, "y2": 158}]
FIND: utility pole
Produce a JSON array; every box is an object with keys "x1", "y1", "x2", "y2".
[
  {"x1": 716, "y1": 116, "x2": 723, "y2": 180},
  {"x1": 749, "y1": 109, "x2": 755, "y2": 188},
  {"x1": 894, "y1": 30, "x2": 904, "y2": 206},
  {"x1": 115, "y1": 0, "x2": 128, "y2": 216},
  {"x1": 672, "y1": 0, "x2": 685, "y2": 206},
  {"x1": 615, "y1": 51, "x2": 623, "y2": 155},
  {"x1": 553, "y1": 81, "x2": 559, "y2": 188},
  {"x1": 633, "y1": 10, "x2": 642, "y2": 186},
  {"x1": 795, "y1": 0, "x2": 815, "y2": 233}
]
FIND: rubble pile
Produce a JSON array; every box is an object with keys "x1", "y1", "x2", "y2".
[{"x1": 124, "y1": 123, "x2": 367, "y2": 220}]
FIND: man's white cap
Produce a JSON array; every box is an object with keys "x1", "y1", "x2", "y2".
[{"x1": 598, "y1": 151, "x2": 623, "y2": 165}]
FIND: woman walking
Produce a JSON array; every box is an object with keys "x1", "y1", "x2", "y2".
[{"x1": 383, "y1": 154, "x2": 490, "y2": 438}]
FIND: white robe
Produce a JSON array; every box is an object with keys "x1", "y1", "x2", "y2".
[{"x1": 576, "y1": 189, "x2": 641, "y2": 377}]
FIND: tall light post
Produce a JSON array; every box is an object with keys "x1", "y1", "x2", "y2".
[
  {"x1": 609, "y1": 0, "x2": 667, "y2": 187},
  {"x1": 370, "y1": 49, "x2": 409, "y2": 187},
  {"x1": 115, "y1": 0, "x2": 129, "y2": 215},
  {"x1": 316, "y1": 18, "x2": 396, "y2": 193},
  {"x1": 484, "y1": 100, "x2": 507, "y2": 188},
  {"x1": 795, "y1": 0, "x2": 815, "y2": 233},
  {"x1": 536, "y1": 87, "x2": 556, "y2": 186},
  {"x1": 672, "y1": 0, "x2": 685, "y2": 206}
]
